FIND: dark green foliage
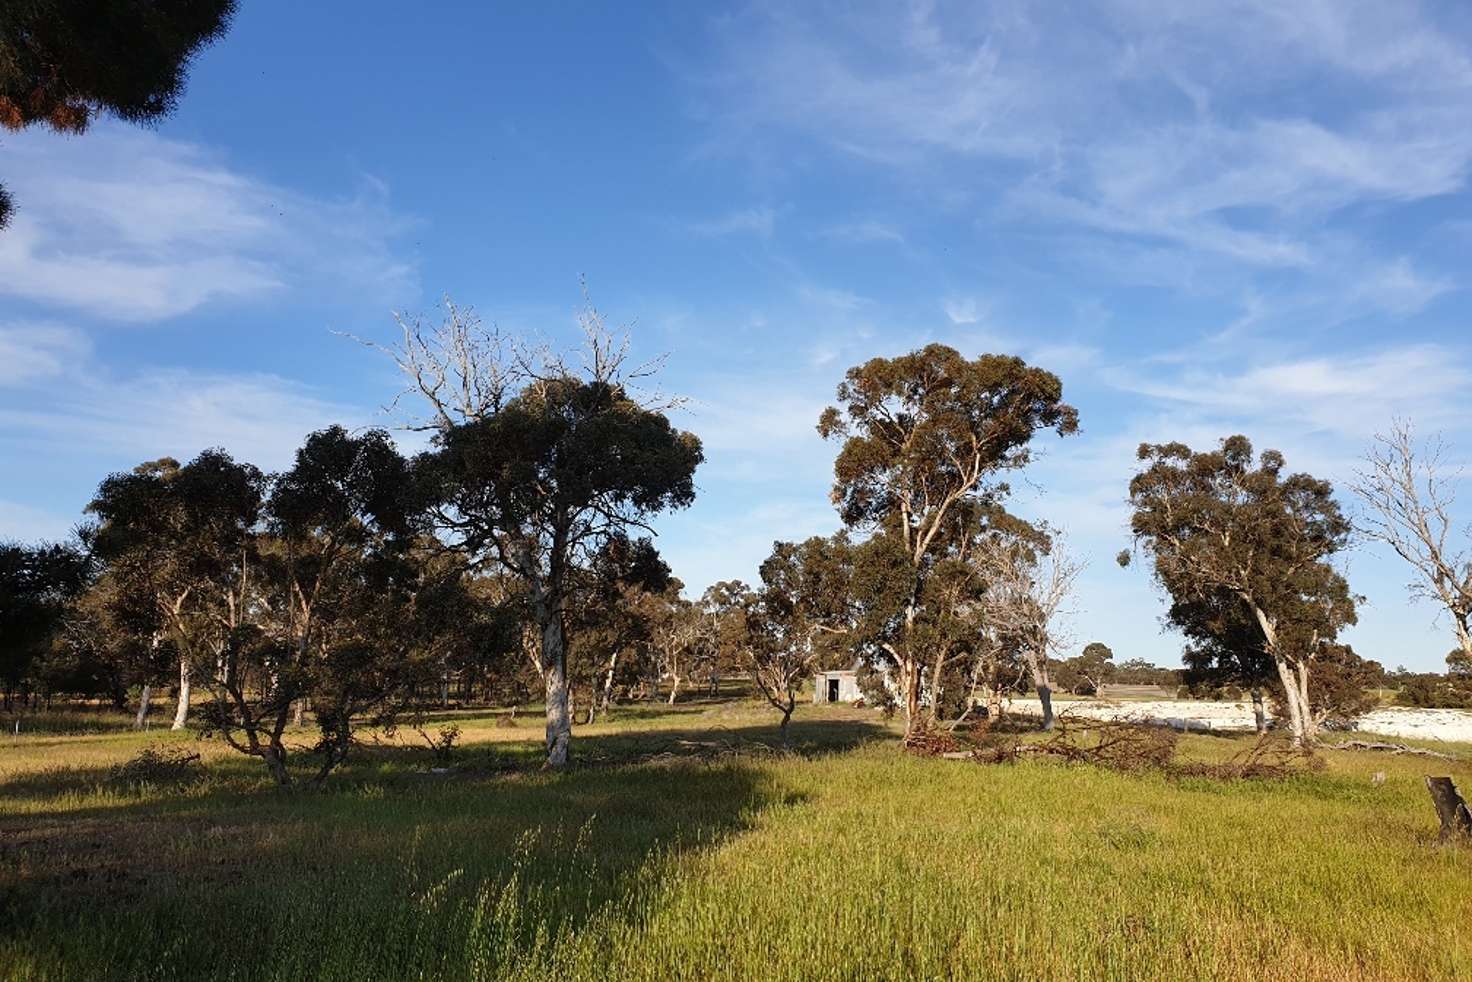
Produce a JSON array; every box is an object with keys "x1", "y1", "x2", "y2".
[
  {"x1": 420, "y1": 372, "x2": 702, "y2": 765},
  {"x1": 818, "y1": 345, "x2": 1077, "y2": 532},
  {"x1": 1275, "y1": 643, "x2": 1380, "y2": 727},
  {"x1": 1056, "y1": 643, "x2": 1115, "y2": 695},
  {"x1": 236, "y1": 426, "x2": 429, "y2": 782},
  {"x1": 90, "y1": 452, "x2": 264, "y2": 592},
  {"x1": 0, "y1": 540, "x2": 92, "y2": 706},
  {"x1": 1124, "y1": 436, "x2": 1356, "y2": 743},
  {"x1": 1176, "y1": 587, "x2": 1274, "y2": 693},
  {"x1": 0, "y1": 0, "x2": 236, "y2": 227},
  {"x1": 422, "y1": 378, "x2": 702, "y2": 562},
  {"x1": 1396, "y1": 654, "x2": 1472, "y2": 709},
  {"x1": 1111, "y1": 658, "x2": 1179, "y2": 687}
]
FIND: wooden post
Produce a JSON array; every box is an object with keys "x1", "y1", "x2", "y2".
[{"x1": 1424, "y1": 776, "x2": 1472, "y2": 843}]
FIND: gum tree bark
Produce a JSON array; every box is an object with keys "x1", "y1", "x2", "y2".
[
  {"x1": 134, "y1": 684, "x2": 152, "y2": 729},
  {"x1": 171, "y1": 658, "x2": 192, "y2": 730}
]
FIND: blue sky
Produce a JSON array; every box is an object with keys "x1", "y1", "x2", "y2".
[{"x1": 3, "y1": 1, "x2": 1471, "y2": 670}]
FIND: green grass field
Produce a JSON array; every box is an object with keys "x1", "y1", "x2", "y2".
[{"x1": 2, "y1": 694, "x2": 1470, "y2": 981}]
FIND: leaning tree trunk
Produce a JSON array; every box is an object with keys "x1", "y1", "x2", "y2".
[
  {"x1": 667, "y1": 672, "x2": 681, "y2": 705},
  {"x1": 171, "y1": 658, "x2": 192, "y2": 731},
  {"x1": 1250, "y1": 687, "x2": 1267, "y2": 734},
  {"x1": 1294, "y1": 661, "x2": 1317, "y2": 745},
  {"x1": 134, "y1": 684, "x2": 153, "y2": 730},
  {"x1": 1273, "y1": 657, "x2": 1306, "y2": 747}
]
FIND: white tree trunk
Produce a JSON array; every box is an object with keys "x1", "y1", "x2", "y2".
[
  {"x1": 1273, "y1": 657, "x2": 1305, "y2": 746},
  {"x1": 134, "y1": 684, "x2": 153, "y2": 729},
  {"x1": 600, "y1": 650, "x2": 619, "y2": 712},
  {"x1": 1294, "y1": 660, "x2": 1316, "y2": 744},
  {"x1": 170, "y1": 658, "x2": 192, "y2": 731},
  {"x1": 540, "y1": 605, "x2": 572, "y2": 767}
]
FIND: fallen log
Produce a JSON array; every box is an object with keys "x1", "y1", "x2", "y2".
[{"x1": 1327, "y1": 740, "x2": 1458, "y2": 761}]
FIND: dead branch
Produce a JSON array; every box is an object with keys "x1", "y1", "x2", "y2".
[{"x1": 1327, "y1": 739, "x2": 1459, "y2": 761}]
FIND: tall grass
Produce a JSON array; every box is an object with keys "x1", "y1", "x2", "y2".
[{"x1": 2, "y1": 700, "x2": 1469, "y2": 980}]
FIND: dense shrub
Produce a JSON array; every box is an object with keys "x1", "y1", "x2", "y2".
[{"x1": 1397, "y1": 675, "x2": 1472, "y2": 709}]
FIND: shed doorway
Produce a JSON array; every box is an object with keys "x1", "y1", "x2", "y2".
[{"x1": 827, "y1": 678, "x2": 840, "y2": 703}]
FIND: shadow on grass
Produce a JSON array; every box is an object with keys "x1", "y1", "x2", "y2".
[{"x1": 0, "y1": 716, "x2": 886, "y2": 979}]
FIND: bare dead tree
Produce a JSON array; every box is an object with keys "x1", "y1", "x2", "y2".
[
  {"x1": 1352, "y1": 421, "x2": 1472, "y2": 660},
  {"x1": 974, "y1": 533, "x2": 1083, "y2": 731}
]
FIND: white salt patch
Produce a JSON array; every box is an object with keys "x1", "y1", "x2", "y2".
[{"x1": 1006, "y1": 698, "x2": 1472, "y2": 744}]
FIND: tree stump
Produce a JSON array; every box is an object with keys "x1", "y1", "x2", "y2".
[{"x1": 1424, "y1": 776, "x2": 1472, "y2": 843}]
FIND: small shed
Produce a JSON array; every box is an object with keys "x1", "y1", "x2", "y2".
[{"x1": 813, "y1": 669, "x2": 863, "y2": 704}]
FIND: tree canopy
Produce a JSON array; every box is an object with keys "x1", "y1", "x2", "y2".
[
  {"x1": 817, "y1": 344, "x2": 1078, "y2": 734},
  {"x1": 0, "y1": 0, "x2": 236, "y2": 227},
  {"x1": 405, "y1": 309, "x2": 703, "y2": 766},
  {"x1": 1123, "y1": 436, "x2": 1356, "y2": 744}
]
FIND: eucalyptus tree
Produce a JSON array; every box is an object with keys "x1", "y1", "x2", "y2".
[
  {"x1": 1122, "y1": 436, "x2": 1356, "y2": 746},
  {"x1": 639, "y1": 585, "x2": 703, "y2": 706},
  {"x1": 1057, "y1": 642, "x2": 1115, "y2": 696},
  {"x1": 753, "y1": 536, "x2": 855, "y2": 746},
  {"x1": 0, "y1": 540, "x2": 93, "y2": 709},
  {"x1": 699, "y1": 579, "x2": 761, "y2": 698},
  {"x1": 298, "y1": 541, "x2": 475, "y2": 782},
  {"x1": 382, "y1": 301, "x2": 702, "y2": 766},
  {"x1": 818, "y1": 344, "x2": 1077, "y2": 736},
  {"x1": 206, "y1": 425, "x2": 422, "y2": 784},
  {"x1": 87, "y1": 452, "x2": 265, "y2": 730}
]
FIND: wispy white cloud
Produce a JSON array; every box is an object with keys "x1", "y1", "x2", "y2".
[
  {"x1": 0, "y1": 125, "x2": 418, "y2": 321},
  {"x1": 688, "y1": 206, "x2": 776, "y2": 237},
  {"x1": 693, "y1": 1, "x2": 1472, "y2": 271},
  {"x1": 943, "y1": 296, "x2": 986, "y2": 325},
  {"x1": 1113, "y1": 344, "x2": 1472, "y2": 439},
  {"x1": 797, "y1": 283, "x2": 870, "y2": 312},
  {"x1": 0, "y1": 365, "x2": 371, "y2": 472},
  {"x1": 0, "y1": 323, "x2": 91, "y2": 386},
  {"x1": 821, "y1": 219, "x2": 906, "y2": 245}
]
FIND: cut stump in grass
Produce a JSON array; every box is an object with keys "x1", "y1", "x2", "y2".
[{"x1": 1424, "y1": 776, "x2": 1472, "y2": 844}]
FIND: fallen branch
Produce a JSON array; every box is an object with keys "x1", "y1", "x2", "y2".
[
  {"x1": 904, "y1": 727, "x2": 963, "y2": 757},
  {"x1": 1327, "y1": 740, "x2": 1458, "y2": 761},
  {"x1": 935, "y1": 719, "x2": 1319, "y2": 781}
]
